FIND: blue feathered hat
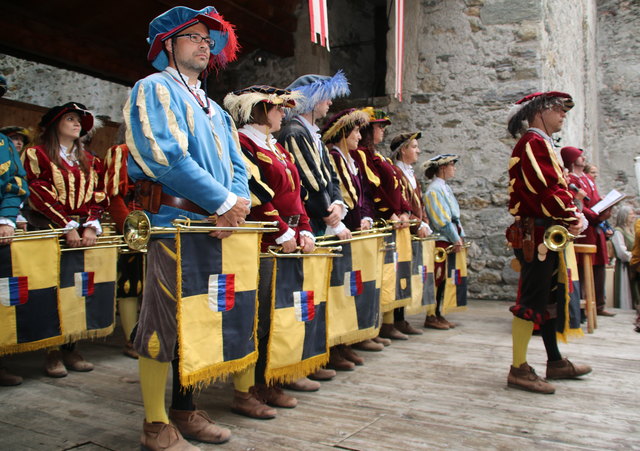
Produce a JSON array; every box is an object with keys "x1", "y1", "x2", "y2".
[
  {"x1": 147, "y1": 6, "x2": 239, "y2": 72},
  {"x1": 286, "y1": 70, "x2": 350, "y2": 115}
]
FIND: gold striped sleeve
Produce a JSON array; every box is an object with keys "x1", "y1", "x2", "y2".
[
  {"x1": 524, "y1": 142, "x2": 547, "y2": 187},
  {"x1": 123, "y1": 97, "x2": 156, "y2": 178},
  {"x1": 286, "y1": 138, "x2": 319, "y2": 192},
  {"x1": 357, "y1": 150, "x2": 381, "y2": 186},
  {"x1": 136, "y1": 84, "x2": 169, "y2": 167}
]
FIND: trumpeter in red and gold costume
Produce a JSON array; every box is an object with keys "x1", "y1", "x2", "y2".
[{"x1": 505, "y1": 91, "x2": 591, "y2": 395}]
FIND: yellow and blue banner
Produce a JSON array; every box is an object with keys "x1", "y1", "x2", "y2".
[
  {"x1": 441, "y1": 247, "x2": 468, "y2": 314},
  {"x1": 58, "y1": 246, "x2": 118, "y2": 341},
  {"x1": 381, "y1": 227, "x2": 412, "y2": 312},
  {"x1": 265, "y1": 250, "x2": 333, "y2": 384},
  {"x1": 556, "y1": 243, "x2": 584, "y2": 342},
  {"x1": 325, "y1": 234, "x2": 385, "y2": 347},
  {"x1": 0, "y1": 236, "x2": 64, "y2": 355},
  {"x1": 176, "y1": 230, "x2": 261, "y2": 388},
  {"x1": 407, "y1": 238, "x2": 436, "y2": 315}
]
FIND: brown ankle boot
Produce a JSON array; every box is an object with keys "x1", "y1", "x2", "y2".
[
  {"x1": 327, "y1": 346, "x2": 355, "y2": 371},
  {"x1": 168, "y1": 408, "x2": 231, "y2": 444},
  {"x1": 253, "y1": 384, "x2": 297, "y2": 408},
  {"x1": 308, "y1": 367, "x2": 337, "y2": 380},
  {"x1": 340, "y1": 345, "x2": 364, "y2": 365},
  {"x1": 282, "y1": 377, "x2": 321, "y2": 391},
  {"x1": 424, "y1": 315, "x2": 449, "y2": 330},
  {"x1": 0, "y1": 367, "x2": 23, "y2": 386},
  {"x1": 394, "y1": 320, "x2": 423, "y2": 335},
  {"x1": 351, "y1": 339, "x2": 384, "y2": 352},
  {"x1": 372, "y1": 336, "x2": 391, "y2": 346},
  {"x1": 44, "y1": 350, "x2": 68, "y2": 378},
  {"x1": 230, "y1": 390, "x2": 276, "y2": 419},
  {"x1": 546, "y1": 358, "x2": 592, "y2": 380},
  {"x1": 379, "y1": 323, "x2": 408, "y2": 340},
  {"x1": 141, "y1": 421, "x2": 198, "y2": 451},
  {"x1": 507, "y1": 363, "x2": 555, "y2": 394},
  {"x1": 62, "y1": 349, "x2": 94, "y2": 372}
]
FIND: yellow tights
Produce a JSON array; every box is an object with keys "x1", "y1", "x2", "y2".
[
  {"x1": 139, "y1": 357, "x2": 170, "y2": 423},
  {"x1": 512, "y1": 316, "x2": 534, "y2": 367}
]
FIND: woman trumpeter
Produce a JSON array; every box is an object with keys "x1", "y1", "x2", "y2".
[
  {"x1": 223, "y1": 85, "x2": 315, "y2": 419},
  {"x1": 22, "y1": 101, "x2": 108, "y2": 377}
]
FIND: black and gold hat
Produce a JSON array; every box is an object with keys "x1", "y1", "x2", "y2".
[{"x1": 223, "y1": 85, "x2": 301, "y2": 124}]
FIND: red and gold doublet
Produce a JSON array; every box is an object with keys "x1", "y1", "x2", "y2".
[
  {"x1": 352, "y1": 146, "x2": 410, "y2": 220},
  {"x1": 568, "y1": 172, "x2": 608, "y2": 265},
  {"x1": 103, "y1": 144, "x2": 136, "y2": 233},
  {"x1": 22, "y1": 145, "x2": 107, "y2": 227},
  {"x1": 394, "y1": 165, "x2": 428, "y2": 225},
  {"x1": 238, "y1": 132, "x2": 311, "y2": 251},
  {"x1": 508, "y1": 130, "x2": 578, "y2": 241}
]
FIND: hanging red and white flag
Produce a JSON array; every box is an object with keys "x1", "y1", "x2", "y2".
[
  {"x1": 395, "y1": 0, "x2": 405, "y2": 102},
  {"x1": 309, "y1": 0, "x2": 330, "y2": 51}
]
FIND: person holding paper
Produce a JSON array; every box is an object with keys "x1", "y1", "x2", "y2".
[{"x1": 561, "y1": 146, "x2": 615, "y2": 316}]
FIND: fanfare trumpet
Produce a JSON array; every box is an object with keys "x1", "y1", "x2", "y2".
[
  {"x1": 433, "y1": 241, "x2": 472, "y2": 263},
  {"x1": 12, "y1": 227, "x2": 127, "y2": 252},
  {"x1": 543, "y1": 225, "x2": 581, "y2": 252},
  {"x1": 123, "y1": 210, "x2": 278, "y2": 251},
  {"x1": 262, "y1": 245, "x2": 343, "y2": 258},
  {"x1": 315, "y1": 228, "x2": 393, "y2": 247}
]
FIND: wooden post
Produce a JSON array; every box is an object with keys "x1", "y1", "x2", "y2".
[{"x1": 574, "y1": 244, "x2": 598, "y2": 333}]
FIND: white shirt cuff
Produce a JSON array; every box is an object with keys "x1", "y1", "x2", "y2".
[
  {"x1": 83, "y1": 219, "x2": 103, "y2": 236},
  {"x1": 578, "y1": 213, "x2": 589, "y2": 234},
  {"x1": 420, "y1": 222, "x2": 433, "y2": 235},
  {"x1": 300, "y1": 230, "x2": 315, "y2": 242},
  {"x1": 215, "y1": 192, "x2": 238, "y2": 216},
  {"x1": 363, "y1": 216, "x2": 374, "y2": 228},
  {"x1": 325, "y1": 221, "x2": 347, "y2": 236},
  {"x1": 66, "y1": 220, "x2": 80, "y2": 230},
  {"x1": 0, "y1": 218, "x2": 16, "y2": 228},
  {"x1": 275, "y1": 227, "x2": 296, "y2": 244},
  {"x1": 331, "y1": 200, "x2": 348, "y2": 219}
]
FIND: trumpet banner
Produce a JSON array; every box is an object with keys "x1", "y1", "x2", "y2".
[
  {"x1": 556, "y1": 243, "x2": 584, "y2": 342},
  {"x1": 265, "y1": 250, "x2": 332, "y2": 384},
  {"x1": 176, "y1": 231, "x2": 260, "y2": 388},
  {"x1": 0, "y1": 236, "x2": 63, "y2": 355},
  {"x1": 326, "y1": 235, "x2": 384, "y2": 347},
  {"x1": 407, "y1": 239, "x2": 436, "y2": 316},
  {"x1": 441, "y1": 247, "x2": 468, "y2": 314},
  {"x1": 59, "y1": 246, "x2": 117, "y2": 341},
  {"x1": 381, "y1": 228, "x2": 412, "y2": 312}
]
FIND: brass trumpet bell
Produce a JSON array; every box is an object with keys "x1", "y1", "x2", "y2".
[
  {"x1": 123, "y1": 210, "x2": 152, "y2": 251},
  {"x1": 543, "y1": 225, "x2": 575, "y2": 251},
  {"x1": 434, "y1": 247, "x2": 447, "y2": 263}
]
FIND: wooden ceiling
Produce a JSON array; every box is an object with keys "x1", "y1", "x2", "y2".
[{"x1": 0, "y1": 0, "x2": 299, "y2": 87}]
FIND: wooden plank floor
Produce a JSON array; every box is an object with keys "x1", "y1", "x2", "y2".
[{"x1": 1, "y1": 300, "x2": 639, "y2": 451}]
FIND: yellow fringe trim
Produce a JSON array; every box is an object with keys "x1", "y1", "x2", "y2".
[
  {"x1": 0, "y1": 335, "x2": 65, "y2": 356},
  {"x1": 60, "y1": 324, "x2": 115, "y2": 344},
  {"x1": 180, "y1": 351, "x2": 259, "y2": 390},
  {"x1": 265, "y1": 352, "x2": 329, "y2": 385},
  {"x1": 328, "y1": 326, "x2": 378, "y2": 347}
]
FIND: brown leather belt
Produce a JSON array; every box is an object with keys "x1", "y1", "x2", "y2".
[{"x1": 160, "y1": 192, "x2": 209, "y2": 216}]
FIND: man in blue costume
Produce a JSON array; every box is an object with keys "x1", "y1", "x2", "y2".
[{"x1": 124, "y1": 6, "x2": 249, "y2": 450}]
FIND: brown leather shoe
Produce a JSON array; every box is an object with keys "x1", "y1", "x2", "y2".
[
  {"x1": 597, "y1": 310, "x2": 616, "y2": 317},
  {"x1": 62, "y1": 349, "x2": 94, "y2": 372},
  {"x1": 141, "y1": 421, "x2": 199, "y2": 451},
  {"x1": 394, "y1": 320, "x2": 423, "y2": 335},
  {"x1": 327, "y1": 347, "x2": 356, "y2": 371},
  {"x1": 123, "y1": 341, "x2": 139, "y2": 359},
  {"x1": 379, "y1": 323, "x2": 409, "y2": 340},
  {"x1": 44, "y1": 350, "x2": 68, "y2": 378},
  {"x1": 230, "y1": 390, "x2": 276, "y2": 419},
  {"x1": 351, "y1": 339, "x2": 384, "y2": 352},
  {"x1": 507, "y1": 363, "x2": 555, "y2": 394},
  {"x1": 438, "y1": 316, "x2": 456, "y2": 328},
  {"x1": 424, "y1": 315, "x2": 449, "y2": 330},
  {"x1": 546, "y1": 358, "x2": 592, "y2": 380},
  {"x1": 253, "y1": 384, "x2": 297, "y2": 408},
  {"x1": 373, "y1": 336, "x2": 391, "y2": 347},
  {"x1": 340, "y1": 345, "x2": 364, "y2": 365},
  {"x1": 0, "y1": 367, "x2": 23, "y2": 386},
  {"x1": 308, "y1": 368, "x2": 337, "y2": 380},
  {"x1": 283, "y1": 377, "x2": 321, "y2": 392},
  {"x1": 168, "y1": 408, "x2": 231, "y2": 444}
]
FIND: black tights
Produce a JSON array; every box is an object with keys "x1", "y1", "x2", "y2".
[
  {"x1": 171, "y1": 358, "x2": 195, "y2": 411},
  {"x1": 540, "y1": 317, "x2": 562, "y2": 362}
]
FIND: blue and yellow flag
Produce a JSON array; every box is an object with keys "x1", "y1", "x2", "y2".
[
  {"x1": 176, "y1": 231, "x2": 261, "y2": 388},
  {"x1": 407, "y1": 238, "x2": 436, "y2": 316},
  {"x1": 556, "y1": 243, "x2": 584, "y2": 342},
  {"x1": 59, "y1": 246, "x2": 117, "y2": 341},
  {"x1": 265, "y1": 250, "x2": 332, "y2": 384},
  {"x1": 441, "y1": 247, "x2": 468, "y2": 314},
  {"x1": 0, "y1": 236, "x2": 63, "y2": 355},
  {"x1": 381, "y1": 228, "x2": 412, "y2": 313},
  {"x1": 325, "y1": 234, "x2": 385, "y2": 346}
]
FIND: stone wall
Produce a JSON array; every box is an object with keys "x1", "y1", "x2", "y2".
[
  {"x1": 382, "y1": 0, "x2": 601, "y2": 299},
  {"x1": 596, "y1": 0, "x2": 640, "y2": 197},
  {"x1": 0, "y1": 53, "x2": 129, "y2": 122}
]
